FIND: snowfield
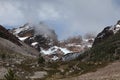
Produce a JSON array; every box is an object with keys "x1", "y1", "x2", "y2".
[{"x1": 41, "y1": 46, "x2": 72, "y2": 55}]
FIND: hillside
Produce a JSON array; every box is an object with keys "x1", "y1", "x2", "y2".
[
  {"x1": 59, "y1": 61, "x2": 120, "y2": 80},
  {"x1": 0, "y1": 25, "x2": 42, "y2": 80},
  {"x1": 60, "y1": 20, "x2": 120, "y2": 80},
  {"x1": 87, "y1": 20, "x2": 120, "y2": 62},
  {"x1": 0, "y1": 24, "x2": 94, "y2": 80},
  {"x1": 0, "y1": 20, "x2": 120, "y2": 80},
  {"x1": 10, "y1": 23, "x2": 93, "y2": 61}
]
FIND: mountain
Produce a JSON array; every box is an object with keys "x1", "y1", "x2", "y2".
[
  {"x1": 0, "y1": 25, "x2": 40, "y2": 57},
  {"x1": 79, "y1": 20, "x2": 120, "y2": 62},
  {"x1": 10, "y1": 23, "x2": 58, "y2": 51},
  {"x1": 0, "y1": 25, "x2": 22, "y2": 46},
  {"x1": 60, "y1": 20, "x2": 120, "y2": 80},
  {"x1": 10, "y1": 23, "x2": 94, "y2": 61},
  {"x1": 0, "y1": 24, "x2": 92, "y2": 80},
  {"x1": 2, "y1": 20, "x2": 120, "y2": 80},
  {"x1": 0, "y1": 25, "x2": 44, "y2": 79},
  {"x1": 93, "y1": 20, "x2": 120, "y2": 46},
  {"x1": 0, "y1": 20, "x2": 120, "y2": 80}
]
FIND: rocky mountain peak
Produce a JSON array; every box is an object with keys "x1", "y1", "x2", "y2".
[
  {"x1": 93, "y1": 20, "x2": 120, "y2": 46},
  {"x1": 11, "y1": 23, "x2": 58, "y2": 51}
]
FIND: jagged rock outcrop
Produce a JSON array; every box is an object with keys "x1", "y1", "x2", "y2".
[{"x1": 93, "y1": 20, "x2": 120, "y2": 46}]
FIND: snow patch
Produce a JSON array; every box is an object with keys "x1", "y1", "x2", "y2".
[
  {"x1": 66, "y1": 44, "x2": 81, "y2": 47},
  {"x1": 110, "y1": 24, "x2": 120, "y2": 34},
  {"x1": 31, "y1": 42, "x2": 38, "y2": 46},
  {"x1": 18, "y1": 37, "x2": 28, "y2": 41},
  {"x1": 51, "y1": 56, "x2": 59, "y2": 60},
  {"x1": 41, "y1": 46, "x2": 72, "y2": 55},
  {"x1": 87, "y1": 44, "x2": 92, "y2": 48},
  {"x1": 14, "y1": 25, "x2": 30, "y2": 35}
]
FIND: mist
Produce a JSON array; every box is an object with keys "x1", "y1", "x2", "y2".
[
  {"x1": 0, "y1": 0, "x2": 120, "y2": 40},
  {"x1": 30, "y1": 22, "x2": 58, "y2": 41}
]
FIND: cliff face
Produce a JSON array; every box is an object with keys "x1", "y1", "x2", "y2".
[{"x1": 0, "y1": 25, "x2": 22, "y2": 46}]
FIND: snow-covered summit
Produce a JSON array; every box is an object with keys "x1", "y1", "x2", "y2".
[
  {"x1": 93, "y1": 20, "x2": 120, "y2": 46},
  {"x1": 12, "y1": 23, "x2": 32, "y2": 35},
  {"x1": 10, "y1": 23, "x2": 59, "y2": 56},
  {"x1": 110, "y1": 24, "x2": 120, "y2": 34}
]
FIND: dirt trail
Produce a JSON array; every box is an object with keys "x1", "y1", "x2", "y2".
[{"x1": 60, "y1": 61, "x2": 120, "y2": 80}]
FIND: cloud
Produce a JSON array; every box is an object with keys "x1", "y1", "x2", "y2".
[
  {"x1": 0, "y1": 1, "x2": 24, "y2": 26},
  {"x1": 0, "y1": 0, "x2": 120, "y2": 40}
]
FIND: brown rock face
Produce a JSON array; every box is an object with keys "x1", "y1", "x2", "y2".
[{"x1": 0, "y1": 25, "x2": 22, "y2": 46}]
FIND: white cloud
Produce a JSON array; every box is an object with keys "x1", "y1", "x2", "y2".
[
  {"x1": 38, "y1": 4, "x2": 60, "y2": 21},
  {"x1": 0, "y1": 0, "x2": 120, "y2": 39},
  {"x1": 0, "y1": 1, "x2": 24, "y2": 26}
]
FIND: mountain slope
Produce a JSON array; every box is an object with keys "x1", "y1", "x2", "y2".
[
  {"x1": 10, "y1": 23, "x2": 58, "y2": 51},
  {"x1": 93, "y1": 20, "x2": 120, "y2": 46},
  {"x1": 59, "y1": 61, "x2": 120, "y2": 80},
  {"x1": 0, "y1": 25, "x2": 22, "y2": 46},
  {"x1": 76, "y1": 20, "x2": 120, "y2": 62},
  {"x1": 0, "y1": 25, "x2": 40, "y2": 57},
  {"x1": 54, "y1": 20, "x2": 120, "y2": 80},
  {"x1": 0, "y1": 25, "x2": 43, "y2": 80}
]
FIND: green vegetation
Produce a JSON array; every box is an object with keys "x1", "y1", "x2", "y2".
[
  {"x1": 38, "y1": 54, "x2": 45, "y2": 64},
  {"x1": 0, "y1": 26, "x2": 119, "y2": 80},
  {"x1": 77, "y1": 31, "x2": 120, "y2": 62},
  {"x1": 4, "y1": 69, "x2": 18, "y2": 80},
  {"x1": 0, "y1": 53, "x2": 6, "y2": 60}
]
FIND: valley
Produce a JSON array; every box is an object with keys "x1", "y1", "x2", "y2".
[{"x1": 0, "y1": 20, "x2": 120, "y2": 80}]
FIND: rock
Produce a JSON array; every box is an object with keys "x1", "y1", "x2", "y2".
[
  {"x1": 0, "y1": 25, "x2": 22, "y2": 46},
  {"x1": 0, "y1": 67, "x2": 7, "y2": 79},
  {"x1": 30, "y1": 71, "x2": 47, "y2": 79},
  {"x1": 16, "y1": 60, "x2": 22, "y2": 64},
  {"x1": 31, "y1": 65, "x2": 35, "y2": 68},
  {"x1": 36, "y1": 64, "x2": 39, "y2": 67},
  {"x1": 11, "y1": 65, "x2": 15, "y2": 68},
  {"x1": 6, "y1": 63, "x2": 9, "y2": 67},
  {"x1": 93, "y1": 26, "x2": 113, "y2": 46},
  {"x1": 25, "y1": 76, "x2": 29, "y2": 79},
  {"x1": 21, "y1": 71, "x2": 25, "y2": 74}
]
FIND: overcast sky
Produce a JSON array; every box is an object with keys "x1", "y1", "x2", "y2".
[{"x1": 0, "y1": 0, "x2": 120, "y2": 40}]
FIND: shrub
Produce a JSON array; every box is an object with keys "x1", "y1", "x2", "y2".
[
  {"x1": 4, "y1": 69, "x2": 18, "y2": 80},
  {"x1": 0, "y1": 53, "x2": 6, "y2": 60},
  {"x1": 38, "y1": 56, "x2": 45, "y2": 64}
]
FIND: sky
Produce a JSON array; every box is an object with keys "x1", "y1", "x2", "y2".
[{"x1": 0, "y1": 0, "x2": 120, "y2": 40}]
